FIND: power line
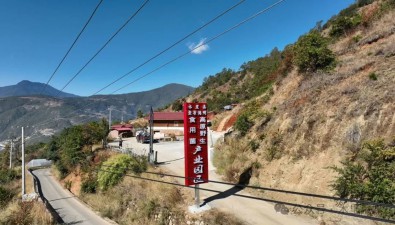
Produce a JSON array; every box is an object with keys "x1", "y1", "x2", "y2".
[
  {"x1": 100, "y1": 165, "x2": 395, "y2": 210},
  {"x1": 57, "y1": 0, "x2": 150, "y2": 95},
  {"x1": 96, "y1": 168, "x2": 395, "y2": 224},
  {"x1": 141, "y1": 170, "x2": 395, "y2": 209},
  {"x1": 111, "y1": 0, "x2": 285, "y2": 94},
  {"x1": 40, "y1": 0, "x2": 104, "y2": 96},
  {"x1": 91, "y1": 0, "x2": 247, "y2": 95},
  {"x1": 24, "y1": 0, "x2": 283, "y2": 138},
  {"x1": 24, "y1": 0, "x2": 249, "y2": 135}
]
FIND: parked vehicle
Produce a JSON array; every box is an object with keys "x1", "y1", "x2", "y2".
[
  {"x1": 224, "y1": 105, "x2": 233, "y2": 110},
  {"x1": 136, "y1": 130, "x2": 151, "y2": 143}
]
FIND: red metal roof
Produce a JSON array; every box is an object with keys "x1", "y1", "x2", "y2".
[
  {"x1": 110, "y1": 124, "x2": 133, "y2": 130},
  {"x1": 151, "y1": 112, "x2": 184, "y2": 121},
  {"x1": 114, "y1": 127, "x2": 132, "y2": 131}
]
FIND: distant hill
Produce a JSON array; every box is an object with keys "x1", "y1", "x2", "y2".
[
  {"x1": 0, "y1": 80, "x2": 79, "y2": 98},
  {"x1": 0, "y1": 83, "x2": 194, "y2": 142}
]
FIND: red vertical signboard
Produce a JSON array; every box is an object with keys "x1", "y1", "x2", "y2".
[{"x1": 184, "y1": 102, "x2": 208, "y2": 186}]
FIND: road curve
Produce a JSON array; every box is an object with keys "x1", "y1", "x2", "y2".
[{"x1": 32, "y1": 168, "x2": 113, "y2": 225}]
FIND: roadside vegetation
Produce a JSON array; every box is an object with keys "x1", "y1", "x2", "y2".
[
  {"x1": 331, "y1": 139, "x2": 395, "y2": 219},
  {"x1": 21, "y1": 119, "x2": 245, "y2": 225},
  {"x1": 0, "y1": 145, "x2": 53, "y2": 225}
]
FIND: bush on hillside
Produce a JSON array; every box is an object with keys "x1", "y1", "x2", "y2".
[
  {"x1": 234, "y1": 114, "x2": 252, "y2": 136},
  {"x1": 0, "y1": 186, "x2": 14, "y2": 208},
  {"x1": 329, "y1": 14, "x2": 362, "y2": 37},
  {"x1": 0, "y1": 169, "x2": 19, "y2": 184},
  {"x1": 81, "y1": 175, "x2": 98, "y2": 194},
  {"x1": 293, "y1": 31, "x2": 336, "y2": 73},
  {"x1": 331, "y1": 139, "x2": 395, "y2": 219},
  {"x1": 98, "y1": 154, "x2": 147, "y2": 191}
]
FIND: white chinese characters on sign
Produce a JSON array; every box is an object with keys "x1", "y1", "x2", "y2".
[{"x1": 184, "y1": 102, "x2": 208, "y2": 186}]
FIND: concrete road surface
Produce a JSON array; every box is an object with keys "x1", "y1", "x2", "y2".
[
  {"x1": 32, "y1": 168, "x2": 113, "y2": 225},
  {"x1": 123, "y1": 131, "x2": 318, "y2": 225}
]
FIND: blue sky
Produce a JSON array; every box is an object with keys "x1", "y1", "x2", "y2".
[{"x1": 0, "y1": 0, "x2": 355, "y2": 96}]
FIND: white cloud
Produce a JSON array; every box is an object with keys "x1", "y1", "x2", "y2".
[{"x1": 188, "y1": 38, "x2": 209, "y2": 54}]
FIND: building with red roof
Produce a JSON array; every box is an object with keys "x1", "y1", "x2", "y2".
[
  {"x1": 146, "y1": 112, "x2": 184, "y2": 128},
  {"x1": 108, "y1": 124, "x2": 133, "y2": 139}
]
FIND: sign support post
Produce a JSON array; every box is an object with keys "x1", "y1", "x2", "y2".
[{"x1": 195, "y1": 184, "x2": 200, "y2": 207}]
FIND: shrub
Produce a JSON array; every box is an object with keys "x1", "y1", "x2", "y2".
[
  {"x1": 369, "y1": 72, "x2": 378, "y2": 80},
  {"x1": 293, "y1": 31, "x2": 336, "y2": 73},
  {"x1": 248, "y1": 140, "x2": 260, "y2": 152},
  {"x1": 81, "y1": 176, "x2": 98, "y2": 193},
  {"x1": 0, "y1": 186, "x2": 14, "y2": 207},
  {"x1": 352, "y1": 35, "x2": 362, "y2": 43},
  {"x1": 329, "y1": 14, "x2": 362, "y2": 37},
  {"x1": 234, "y1": 114, "x2": 252, "y2": 136},
  {"x1": 331, "y1": 139, "x2": 395, "y2": 219},
  {"x1": 357, "y1": 0, "x2": 374, "y2": 7},
  {"x1": 0, "y1": 169, "x2": 19, "y2": 184},
  {"x1": 98, "y1": 154, "x2": 147, "y2": 191},
  {"x1": 55, "y1": 162, "x2": 68, "y2": 179}
]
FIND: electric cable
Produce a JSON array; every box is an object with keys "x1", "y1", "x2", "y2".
[
  {"x1": 100, "y1": 164, "x2": 395, "y2": 210},
  {"x1": 141, "y1": 170, "x2": 395, "y2": 209},
  {"x1": 96, "y1": 168, "x2": 395, "y2": 224},
  {"x1": 91, "y1": 0, "x2": 246, "y2": 95},
  {"x1": 40, "y1": 0, "x2": 104, "y2": 96},
  {"x1": 25, "y1": 0, "x2": 261, "y2": 134},
  {"x1": 56, "y1": 0, "x2": 150, "y2": 95},
  {"x1": 111, "y1": 0, "x2": 285, "y2": 94}
]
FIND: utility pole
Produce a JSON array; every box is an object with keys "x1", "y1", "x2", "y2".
[
  {"x1": 21, "y1": 127, "x2": 25, "y2": 196},
  {"x1": 9, "y1": 140, "x2": 13, "y2": 169},
  {"x1": 108, "y1": 107, "x2": 113, "y2": 130},
  {"x1": 149, "y1": 106, "x2": 154, "y2": 163}
]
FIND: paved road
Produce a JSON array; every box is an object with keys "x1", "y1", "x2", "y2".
[
  {"x1": 123, "y1": 131, "x2": 318, "y2": 225},
  {"x1": 32, "y1": 168, "x2": 113, "y2": 225}
]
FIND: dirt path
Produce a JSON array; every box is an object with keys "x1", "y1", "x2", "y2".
[{"x1": 122, "y1": 132, "x2": 318, "y2": 225}]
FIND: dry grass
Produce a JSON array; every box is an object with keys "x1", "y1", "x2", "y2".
[
  {"x1": 81, "y1": 168, "x2": 186, "y2": 225},
  {"x1": 0, "y1": 200, "x2": 53, "y2": 225},
  {"x1": 213, "y1": 138, "x2": 255, "y2": 183},
  {"x1": 80, "y1": 164, "x2": 247, "y2": 225},
  {"x1": 0, "y1": 167, "x2": 53, "y2": 225},
  {"x1": 25, "y1": 168, "x2": 34, "y2": 194},
  {"x1": 201, "y1": 209, "x2": 245, "y2": 225}
]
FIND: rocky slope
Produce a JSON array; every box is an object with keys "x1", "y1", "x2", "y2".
[{"x1": 178, "y1": 1, "x2": 394, "y2": 224}]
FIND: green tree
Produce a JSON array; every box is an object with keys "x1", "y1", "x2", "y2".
[
  {"x1": 293, "y1": 31, "x2": 336, "y2": 72},
  {"x1": 171, "y1": 101, "x2": 183, "y2": 111},
  {"x1": 137, "y1": 109, "x2": 144, "y2": 118},
  {"x1": 57, "y1": 126, "x2": 86, "y2": 172}
]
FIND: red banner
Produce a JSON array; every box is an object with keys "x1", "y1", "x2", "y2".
[{"x1": 183, "y1": 102, "x2": 208, "y2": 186}]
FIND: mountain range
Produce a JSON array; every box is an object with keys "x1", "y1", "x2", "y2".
[
  {"x1": 0, "y1": 80, "x2": 78, "y2": 98},
  {"x1": 0, "y1": 81, "x2": 194, "y2": 143}
]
